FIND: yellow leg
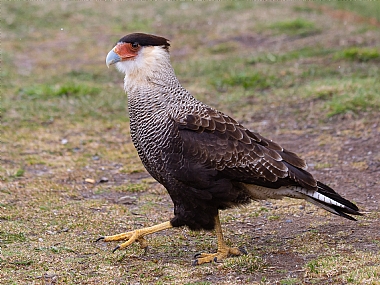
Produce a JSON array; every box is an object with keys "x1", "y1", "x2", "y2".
[
  {"x1": 193, "y1": 213, "x2": 247, "y2": 265},
  {"x1": 96, "y1": 221, "x2": 172, "y2": 252}
]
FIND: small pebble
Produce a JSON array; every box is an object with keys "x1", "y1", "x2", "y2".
[
  {"x1": 99, "y1": 177, "x2": 109, "y2": 183},
  {"x1": 85, "y1": 178, "x2": 95, "y2": 184},
  {"x1": 117, "y1": 195, "x2": 137, "y2": 204}
]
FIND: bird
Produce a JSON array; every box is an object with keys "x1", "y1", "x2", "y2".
[{"x1": 98, "y1": 32, "x2": 362, "y2": 265}]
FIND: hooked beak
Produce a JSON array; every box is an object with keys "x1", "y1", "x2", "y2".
[
  {"x1": 106, "y1": 49, "x2": 121, "y2": 68},
  {"x1": 106, "y1": 43, "x2": 139, "y2": 68}
]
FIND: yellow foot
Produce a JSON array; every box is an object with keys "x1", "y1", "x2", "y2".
[
  {"x1": 193, "y1": 246, "x2": 247, "y2": 265},
  {"x1": 96, "y1": 230, "x2": 149, "y2": 252},
  {"x1": 95, "y1": 221, "x2": 172, "y2": 253}
]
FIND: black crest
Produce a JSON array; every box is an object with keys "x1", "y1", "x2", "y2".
[{"x1": 118, "y1": 33, "x2": 170, "y2": 50}]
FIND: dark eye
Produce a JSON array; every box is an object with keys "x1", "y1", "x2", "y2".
[{"x1": 131, "y1": 42, "x2": 139, "y2": 49}]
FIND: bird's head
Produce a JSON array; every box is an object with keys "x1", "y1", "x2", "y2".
[{"x1": 106, "y1": 33, "x2": 171, "y2": 81}]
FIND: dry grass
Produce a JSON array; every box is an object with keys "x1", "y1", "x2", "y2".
[{"x1": 1, "y1": 1, "x2": 380, "y2": 284}]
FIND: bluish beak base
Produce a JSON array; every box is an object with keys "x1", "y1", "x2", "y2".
[{"x1": 106, "y1": 49, "x2": 121, "y2": 67}]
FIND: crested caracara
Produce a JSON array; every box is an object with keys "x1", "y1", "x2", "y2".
[{"x1": 97, "y1": 33, "x2": 362, "y2": 265}]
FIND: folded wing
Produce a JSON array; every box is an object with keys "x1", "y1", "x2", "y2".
[{"x1": 176, "y1": 107, "x2": 317, "y2": 190}]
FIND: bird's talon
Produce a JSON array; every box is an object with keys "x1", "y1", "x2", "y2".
[
  {"x1": 192, "y1": 259, "x2": 199, "y2": 266},
  {"x1": 95, "y1": 236, "x2": 105, "y2": 242},
  {"x1": 194, "y1": 253, "x2": 202, "y2": 258},
  {"x1": 112, "y1": 245, "x2": 120, "y2": 253},
  {"x1": 137, "y1": 237, "x2": 149, "y2": 250},
  {"x1": 213, "y1": 257, "x2": 218, "y2": 263}
]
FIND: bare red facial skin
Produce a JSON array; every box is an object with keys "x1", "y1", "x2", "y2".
[{"x1": 113, "y1": 43, "x2": 140, "y2": 60}]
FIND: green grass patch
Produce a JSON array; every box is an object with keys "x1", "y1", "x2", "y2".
[
  {"x1": 111, "y1": 14, "x2": 153, "y2": 33},
  {"x1": 115, "y1": 182, "x2": 149, "y2": 193},
  {"x1": 280, "y1": 278, "x2": 302, "y2": 285},
  {"x1": 268, "y1": 215, "x2": 280, "y2": 221},
  {"x1": 65, "y1": 70, "x2": 110, "y2": 83},
  {"x1": 213, "y1": 72, "x2": 275, "y2": 90},
  {"x1": 321, "y1": 1, "x2": 380, "y2": 22},
  {"x1": 334, "y1": 47, "x2": 380, "y2": 62},
  {"x1": 247, "y1": 47, "x2": 335, "y2": 64},
  {"x1": 293, "y1": 5, "x2": 316, "y2": 14},
  {"x1": 3, "y1": 84, "x2": 128, "y2": 126},
  {"x1": 294, "y1": 78, "x2": 380, "y2": 118},
  {"x1": 11, "y1": 260, "x2": 33, "y2": 266},
  {"x1": 269, "y1": 18, "x2": 320, "y2": 37},
  {"x1": 0, "y1": 232, "x2": 27, "y2": 244},
  {"x1": 306, "y1": 253, "x2": 380, "y2": 284},
  {"x1": 208, "y1": 42, "x2": 239, "y2": 54},
  {"x1": 222, "y1": 1, "x2": 257, "y2": 11},
  {"x1": 9, "y1": 168, "x2": 25, "y2": 179},
  {"x1": 18, "y1": 83, "x2": 100, "y2": 100},
  {"x1": 326, "y1": 80, "x2": 380, "y2": 117},
  {"x1": 3, "y1": 2, "x2": 61, "y2": 37},
  {"x1": 327, "y1": 93, "x2": 375, "y2": 117},
  {"x1": 307, "y1": 259, "x2": 319, "y2": 274},
  {"x1": 222, "y1": 254, "x2": 265, "y2": 273}
]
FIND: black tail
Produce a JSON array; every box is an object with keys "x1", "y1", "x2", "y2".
[{"x1": 306, "y1": 181, "x2": 362, "y2": 221}]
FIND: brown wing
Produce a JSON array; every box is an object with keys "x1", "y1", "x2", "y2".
[{"x1": 176, "y1": 107, "x2": 317, "y2": 189}]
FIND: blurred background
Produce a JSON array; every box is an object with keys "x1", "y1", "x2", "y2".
[
  {"x1": 1, "y1": 2, "x2": 380, "y2": 284},
  {"x1": 3, "y1": 1, "x2": 380, "y2": 125}
]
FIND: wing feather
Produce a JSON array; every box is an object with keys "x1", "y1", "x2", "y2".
[{"x1": 176, "y1": 107, "x2": 316, "y2": 189}]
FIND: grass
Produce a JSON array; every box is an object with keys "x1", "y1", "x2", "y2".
[
  {"x1": 334, "y1": 47, "x2": 380, "y2": 62},
  {"x1": 1, "y1": 1, "x2": 380, "y2": 284},
  {"x1": 18, "y1": 83, "x2": 101, "y2": 100},
  {"x1": 306, "y1": 252, "x2": 380, "y2": 284},
  {"x1": 322, "y1": 1, "x2": 380, "y2": 22},
  {"x1": 247, "y1": 46, "x2": 336, "y2": 65},
  {"x1": 280, "y1": 278, "x2": 301, "y2": 285},
  {"x1": 0, "y1": 232, "x2": 27, "y2": 244},
  {"x1": 222, "y1": 254, "x2": 265, "y2": 274},
  {"x1": 268, "y1": 18, "x2": 320, "y2": 37},
  {"x1": 214, "y1": 72, "x2": 275, "y2": 90},
  {"x1": 295, "y1": 77, "x2": 380, "y2": 118}
]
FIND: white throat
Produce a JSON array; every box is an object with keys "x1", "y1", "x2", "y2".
[{"x1": 114, "y1": 46, "x2": 174, "y2": 93}]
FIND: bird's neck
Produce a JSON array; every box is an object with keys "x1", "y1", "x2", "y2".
[
  {"x1": 120, "y1": 47, "x2": 178, "y2": 94},
  {"x1": 123, "y1": 61, "x2": 179, "y2": 94},
  {"x1": 123, "y1": 56, "x2": 196, "y2": 110}
]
